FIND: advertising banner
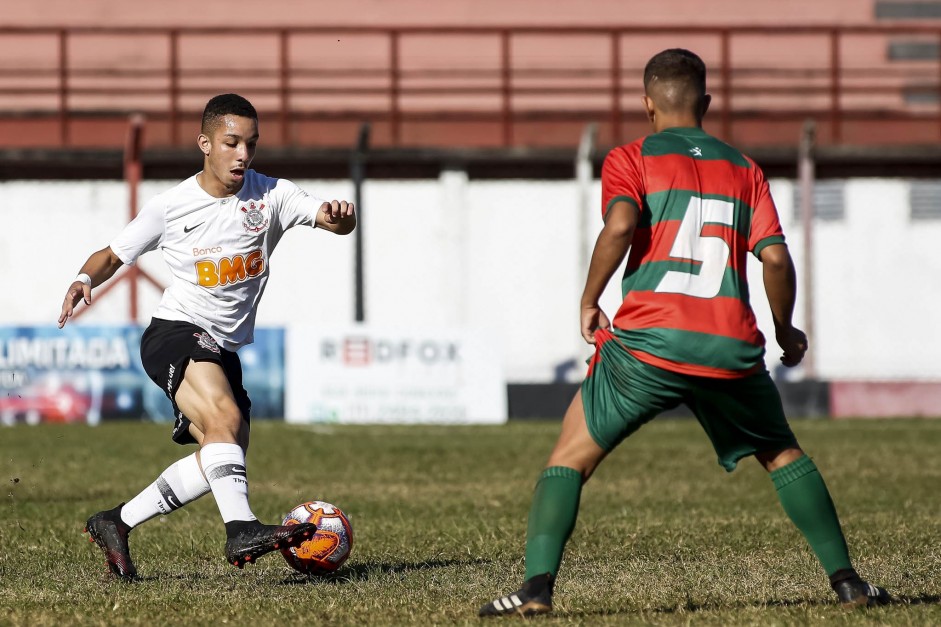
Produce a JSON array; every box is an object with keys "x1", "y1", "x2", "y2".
[
  {"x1": 0, "y1": 325, "x2": 284, "y2": 425},
  {"x1": 286, "y1": 326, "x2": 507, "y2": 424}
]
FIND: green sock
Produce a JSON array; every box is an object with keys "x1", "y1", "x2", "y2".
[
  {"x1": 770, "y1": 455, "x2": 853, "y2": 576},
  {"x1": 523, "y1": 466, "x2": 583, "y2": 581}
]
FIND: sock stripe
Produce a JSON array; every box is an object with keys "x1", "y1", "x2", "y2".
[
  {"x1": 201, "y1": 443, "x2": 256, "y2": 524},
  {"x1": 539, "y1": 465, "x2": 582, "y2": 482},
  {"x1": 156, "y1": 477, "x2": 183, "y2": 511},
  {"x1": 206, "y1": 463, "x2": 247, "y2": 482},
  {"x1": 770, "y1": 455, "x2": 817, "y2": 489}
]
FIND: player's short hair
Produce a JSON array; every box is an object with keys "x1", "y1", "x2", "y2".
[
  {"x1": 201, "y1": 94, "x2": 257, "y2": 135},
  {"x1": 643, "y1": 49, "x2": 707, "y2": 113}
]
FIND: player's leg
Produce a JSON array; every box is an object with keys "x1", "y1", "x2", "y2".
[
  {"x1": 173, "y1": 359, "x2": 255, "y2": 522},
  {"x1": 86, "y1": 373, "x2": 227, "y2": 554},
  {"x1": 756, "y1": 444, "x2": 853, "y2": 577},
  {"x1": 92, "y1": 357, "x2": 240, "y2": 548},
  {"x1": 756, "y1": 446, "x2": 891, "y2": 608},
  {"x1": 84, "y1": 447, "x2": 212, "y2": 581},
  {"x1": 480, "y1": 331, "x2": 682, "y2": 617},
  {"x1": 686, "y1": 372, "x2": 889, "y2": 607},
  {"x1": 479, "y1": 390, "x2": 602, "y2": 618},
  {"x1": 84, "y1": 320, "x2": 214, "y2": 580},
  {"x1": 174, "y1": 356, "x2": 315, "y2": 568},
  {"x1": 98, "y1": 364, "x2": 244, "y2": 528},
  {"x1": 525, "y1": 388, "x2": 607, "y2": 579}
]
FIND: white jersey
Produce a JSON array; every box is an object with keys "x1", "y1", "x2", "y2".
[{"x1": 110, "y1": 170, "x2": 325, "y2": 351}]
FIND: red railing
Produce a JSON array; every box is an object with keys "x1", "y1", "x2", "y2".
[{"x1": 1, "y1": 24, "x2": 941, "y2": 149}]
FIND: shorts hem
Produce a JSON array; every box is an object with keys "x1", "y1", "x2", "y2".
[{"x1": 719, "y1": 437, "x2": 800, "y2": 472}]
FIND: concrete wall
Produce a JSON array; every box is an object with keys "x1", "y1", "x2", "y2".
[{"x1": 5, "y1": 175, "x2": 941, "y2": 383}]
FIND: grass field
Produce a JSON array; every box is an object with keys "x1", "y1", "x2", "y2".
[{"x1": 1, "y1": 418, "x2": 940, "y2": 626}]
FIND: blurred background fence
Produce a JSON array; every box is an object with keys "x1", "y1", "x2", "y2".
[{"x1": 3, "y1": 23, "x2": 941, "y2": 150}]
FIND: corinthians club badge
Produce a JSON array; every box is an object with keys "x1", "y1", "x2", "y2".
[
  {"x1": 241, "y1": 201, "x2": 269, "y2": 233},
  {"x1": 192, "y1": 331, "x2": 221, "y2": 354}
]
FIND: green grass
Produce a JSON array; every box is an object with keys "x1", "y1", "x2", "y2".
[{"x1": 1, "y1": 418, "x2": 940, "y2": 625}]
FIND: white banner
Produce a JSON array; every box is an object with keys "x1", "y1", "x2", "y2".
[{"x1": 286, "y1": 326, "x2": 507, "y2": 424}]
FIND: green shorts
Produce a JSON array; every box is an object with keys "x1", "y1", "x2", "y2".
[{"x1": 581, "y1": 329, "x2": 797, "y2": 471}]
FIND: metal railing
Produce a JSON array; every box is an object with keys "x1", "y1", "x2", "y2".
[{"x1": 1, "y1": 24, "x2": 940, "y2": 148}]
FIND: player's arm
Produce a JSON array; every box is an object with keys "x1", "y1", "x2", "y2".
[
  {"x1": 315, "y1": 200, "x2": 356, "y2": 235},
  {"x1": 579, "y1": 200, "x2": 639, "y2": 344},
  {"x1": 759, "y1": 242, "x2": 807, "y2": 367},
  {"x1": 57, "y1": 246, "x2": 124, "y2": 328}
]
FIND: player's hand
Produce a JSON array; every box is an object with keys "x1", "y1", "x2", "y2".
[
  {"x1": 58, "y1": 280, "x2": 91, "y2": 329},
  {"x1": 580, "y1": 304, "x2": 610, "y2": 345},
  {"x1": 776, "y1": 325, "x2": 808, "y2": 367},
  {"x1": 320, "y1": 200, "x2": 354, "y2": 224}
]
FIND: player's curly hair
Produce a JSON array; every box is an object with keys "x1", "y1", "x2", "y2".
[
  {"x1": 201, "y1": 93, "x2": 257, "y2": 134},
  {"x1": 643, "y1": 49, "x2": 706, "y2": 95}
]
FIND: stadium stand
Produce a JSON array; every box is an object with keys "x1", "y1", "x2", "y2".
[{"x1": 1, "y1": 0, "x2": 941, "y2": 152}]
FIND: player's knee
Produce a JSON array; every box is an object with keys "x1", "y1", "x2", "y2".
[
  {"x1": 199, "y1": 397, "x2": 243, "y2": 437},
  {"x1": 546, "y1": 435, "x2": 606, "y2": 480},
  {"x1": 755, "y1": 446, "x2": 804, "y2": 472}
]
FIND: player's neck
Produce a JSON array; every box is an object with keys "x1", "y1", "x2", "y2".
[
  {"x1": 196, "y1": 171, "x2": 242, "y2": 199},
  {"x1": 652, "y1": 115, "x2": 702, "y2": 134}
]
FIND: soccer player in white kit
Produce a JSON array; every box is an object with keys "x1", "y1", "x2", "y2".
[{"x1": 57, "y1": 94, "x2": 356, "y2": 580}]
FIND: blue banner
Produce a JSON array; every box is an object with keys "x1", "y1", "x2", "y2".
[{"x1": 0, "y1": 325, "x2": 284, "y2": 426}]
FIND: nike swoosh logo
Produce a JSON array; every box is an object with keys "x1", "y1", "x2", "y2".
[
  {"x1": 183, "y1": 222, "x2": 205, "y2": 233},
  {"x1": 157, "y1": 477, "x2": 184, "y2": 511}
]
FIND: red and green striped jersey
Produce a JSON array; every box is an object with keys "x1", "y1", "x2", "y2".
[{"x1": 601, "y1": 126, "x2": 785, "y2": 379}]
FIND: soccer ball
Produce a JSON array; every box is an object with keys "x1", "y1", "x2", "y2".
[{"x1": 280, "y1": 500, "x2": 353, "y2": 575}]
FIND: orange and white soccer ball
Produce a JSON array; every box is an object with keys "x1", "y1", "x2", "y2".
[{"x1": 280, "y1": 500, "x2": 353, "y2": 575}]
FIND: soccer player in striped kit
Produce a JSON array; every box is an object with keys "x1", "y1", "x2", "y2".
[
  {"x1": 480, "y1": 49, "x2": 889, "y2": 616},
  {"x1": 59, "y1": 94, "x2": 355, "y2": 579}
]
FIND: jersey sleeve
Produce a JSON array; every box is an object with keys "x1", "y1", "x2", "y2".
[
  {"x1": 601, "y1": 144, "x2": 643, "y2": 218},
  {"x1": 748, "y1": 164, "x2": 786, "y2": 258},
  {"x1": 109, "y1": 196, "x2": 166, "y2": 265},
  {"x1": 271, "y1": 178, "x2": 328, "y2": 230}
]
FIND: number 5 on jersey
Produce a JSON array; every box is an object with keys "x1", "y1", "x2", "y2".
[{"x1": 654, "y1": 197, "x2": 734, "y2": 299}]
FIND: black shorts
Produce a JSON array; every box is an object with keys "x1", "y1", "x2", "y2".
[{"x1": 140, "y1": 317, "x2": 251, "y2": 445}]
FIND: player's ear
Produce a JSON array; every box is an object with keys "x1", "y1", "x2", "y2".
[
  {"x1": 641, "y1": 96, "x2": 656, "y2": 124},
  {"x1": 699, "y1": 93, "x2": 712, "y2": 119},
  {"x1": 197, "y1": 133, "x2": 211, "y2": 156}
]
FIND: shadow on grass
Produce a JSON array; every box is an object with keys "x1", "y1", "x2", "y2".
[
  {"x1": 657, "y1": 592, "x2": 941, "y2": 613},
  {"x1": 278, "y1": 557, "x2": 494, "y2": 585},
  {"x1": 648, "y1": 597, "x2": 837, "y2": 613},
  {"x1": 892, "y1": 594, "x2": 941, "y2": 606},
  {"x1": 564, "y1": 592, "x2": 941, "y2": 618},
  {"x1": 561, "y1": 598, "x2": 828, "y2": 620}
]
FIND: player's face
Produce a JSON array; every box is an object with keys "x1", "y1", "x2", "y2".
[{"x1": 199, "y1": 114, "x2": 258, "y2": 195}]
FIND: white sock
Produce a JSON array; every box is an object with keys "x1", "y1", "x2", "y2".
[
  {"x1": 200, "y1": 442, "x2": 257, "y2": 523},
  {"x1": 120, "y1": 452, "x2": 211, "y2": 528}
]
